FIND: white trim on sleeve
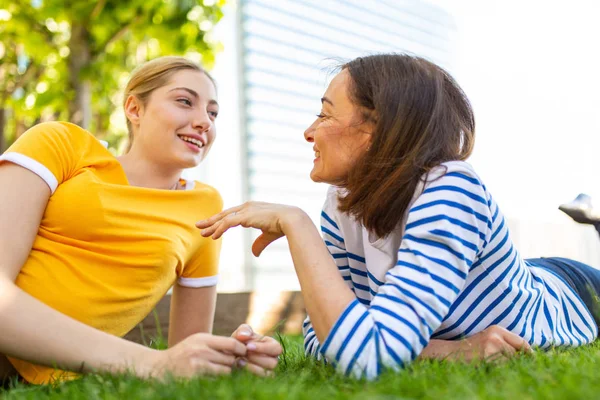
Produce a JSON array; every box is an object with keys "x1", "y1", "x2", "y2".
[
  {"x1": 0, "y1": 152, "x2": 59, "y2": 194},
  {"x1": 177, "y1": 274, "x2": 218, "y2": 288}
]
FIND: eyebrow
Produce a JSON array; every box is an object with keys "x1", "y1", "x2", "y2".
[
  {"x1": 321, "y1": 96, "x2": 334, "y2": 106},
  {"x1": 169, "y1": 87, "x2": 219, "y2": 106}
]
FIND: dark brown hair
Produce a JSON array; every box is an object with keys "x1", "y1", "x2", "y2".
[{"x1": 338, "y1": 54, "x2": 475, "y2": 238}]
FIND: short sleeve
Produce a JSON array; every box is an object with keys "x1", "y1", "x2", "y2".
[
  {"x1": 0, "y1": 122, "x2": 93, "y2": 193},
  {"x1": 177, "y1": 189, "x2": 223, "y2": 288}
]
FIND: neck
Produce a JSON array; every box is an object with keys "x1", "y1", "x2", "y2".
[{"x1": 117, "y1": 152, "x2": 183, "y2": 190}]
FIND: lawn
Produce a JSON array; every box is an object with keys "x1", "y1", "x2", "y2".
[{"x1": 1, "y1": 336, "x2": 599, "y2": 400}]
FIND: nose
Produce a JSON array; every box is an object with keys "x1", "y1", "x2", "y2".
[
  {"x1": 304, "y1": 119, "x2": 318, "y2": 143},
  {"x1": 192, "y1": 109, "x2": 212, "y2": 133}
]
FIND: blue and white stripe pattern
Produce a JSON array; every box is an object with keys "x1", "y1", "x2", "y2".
[{"x1": 303, "y1": 161, "x2": 597, "y2": 379}]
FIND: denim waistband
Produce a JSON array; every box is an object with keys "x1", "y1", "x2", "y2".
[{"x1": 527, "y1": 257, "x2": 600, "y2": 327}]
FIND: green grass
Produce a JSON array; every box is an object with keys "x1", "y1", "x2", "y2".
[{"x1": 2, "y1": 336, "x2": 600, "y2": 400}]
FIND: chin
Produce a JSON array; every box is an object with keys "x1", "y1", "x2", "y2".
[
  {"x1": 174, "y1": 154, "x2": 202, "y2": 169},
  {"x1": 186, "y1": 158, "x2": 203, "y2": 168},
  {"x1": 310, "y1": 170, "x2": 344, "y2": 186},
  {"x1": 310, "y1": 173, "x2": 333, "y2": 184},
  {"x1": 309, "y1": 171, "x2": 321, "y2": 183}
]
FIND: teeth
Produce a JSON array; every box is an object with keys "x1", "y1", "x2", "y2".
[
  {"x1": 178, "y1": 135, "x2": 204, "y2": 148},
  {"x1": 315, "y1": 151, "x2": 320, "y2": 158}
]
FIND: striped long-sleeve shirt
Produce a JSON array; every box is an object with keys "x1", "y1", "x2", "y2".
[{"x1": 303, "y1": 161, "x2": 597, "y2": 379}]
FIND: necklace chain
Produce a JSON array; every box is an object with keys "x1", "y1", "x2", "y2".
[{"x1": 170, "y1": 178, "x2": 185, "y2": 190}]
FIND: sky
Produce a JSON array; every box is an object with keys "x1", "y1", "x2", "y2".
[{"x1": 427, "y1": 0, "x2": 600, "y2": 220}]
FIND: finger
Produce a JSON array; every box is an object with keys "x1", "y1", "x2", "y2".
[
  {"x1": 246, "y1": 354, "x2": 278, "y2": 370},
  {"x1": 499, "y1": 341, "x2": 517, "y2": 357},
  {"x1": 204, "y1": 362, "x2": 233, "y2": 376},
  {"x1": 500, "y1": 329, "x2": 533, "y2": 353},
  {"x1": 205, "y1": 348, "x2": 238, "y2": 367},
  {"x1": 204, "y1": 336, "x2": 247, "y2": 357},
  {"x1": 196, "y1": 205, "x2": 244, "y2": 229},
  {"x1": 200, "y1": 218, "x2": 225, "y2": 238},
  {"x1": 210, "y1": 214, "x2": 244, "y2": 239},
  {"x1": 246, "y1": 339, "x2": 283, "y2": 357},
  {"x1": 200, "y1": 215, "x2": 239, "y2": 239},
  {"x1": 485, "y1": 351, "x2": 509, "y2": 364},
  {"x1": 232, "y1": 324, "x2": 257, "y2": 341},
  {"x1": 243, "y1": 361, "x2": 269, "y2": 377},
  {"x1": 482, "y1": 341, "x2": 516, "y2": 364},
  {"x1": 252, "y1": 232, "x2": 283, "y2": 257}
]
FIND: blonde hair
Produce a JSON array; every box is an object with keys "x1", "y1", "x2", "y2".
[{"x1": 123, "y1": 56, "x2": 214, "y2": 148}]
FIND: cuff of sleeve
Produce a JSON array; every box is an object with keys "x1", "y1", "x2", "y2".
[
  {"x1": 303, "y1": 327, "x2": 322, "y2": 358},
  {"x1": 0, "y1": 152, "x2": 59, "y2": 194},
  {"x1": 177, "y1": 275, "x2": 219, "y2": 288},
  {"x1": 320, "y1": 299, "x2": 370, "y2": 374}
]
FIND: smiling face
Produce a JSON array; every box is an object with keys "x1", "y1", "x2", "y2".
[
  {"x1": 125, "y1": 69, "x2": 219, "y2": 169},
  {"x1": 304, "y1": 70, "x2": 373, "y2": 185}
]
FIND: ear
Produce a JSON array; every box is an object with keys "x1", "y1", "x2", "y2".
[
  {"x1": 124, "y1": 95, "x2": 143, "y2": 129},
  {"x1": 360, "y1": 123, "x2": 375, "y2": 151}
]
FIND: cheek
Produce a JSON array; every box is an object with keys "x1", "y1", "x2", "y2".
[
  {"x1": 315, "y1": 124, "x2": 341, "y2": 149},
  {"x1": 143, "y1": 104, "x2": 172, "y2": 130},
  {"x1": 155, "y1": 103, "x2": 187, "y2": 126},
  {"x1": 208, "y1": 127, "x2": 217, "y2": 144},
  {"x1": 322, "y1": 137, "x2": 359, "y2": 174},
  {"x1": 318, "y1": 129, "x2": 350, "y2": 158}
]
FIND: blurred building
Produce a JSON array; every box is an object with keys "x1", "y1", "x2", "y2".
[{"x1": 191, "y1": 0, "x2": 460, "y2": 292}]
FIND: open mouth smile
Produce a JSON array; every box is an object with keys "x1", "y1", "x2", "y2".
[{"x1": 178, "y1": 134, "x2": 205, "y2": 152}]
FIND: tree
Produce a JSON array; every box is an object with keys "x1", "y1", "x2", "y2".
[{"x1": 0, "y1": 0, "x2": 225, "y2": 152}]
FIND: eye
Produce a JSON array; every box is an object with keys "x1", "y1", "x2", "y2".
[
  {"x1": 177, "y1": 98, "x2": 192, "y2": 106},
  {"x1": 316, "y1": 113, "x2": 327, "y2": 119},
  {"x1": 208, "y1": 110, "x2": 219, "y2": 119}
]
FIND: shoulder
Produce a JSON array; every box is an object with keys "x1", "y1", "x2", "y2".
[
  {"x1": 20, "y1": 121, "x2": 104, "y2": 149},
  {"x1": 413, "y1": 161, "x2": 490, "y2": 214},
  {"x1": 426, "y1": 161, "x2": 482, "y2": 184},
  {"x1": 187, "y1": 180, "x2": 223, "y2": 209},
  {"x1": 23, "y1": 121, "x2": 93, "y2": 139},
  {"x1": 421, "y1": 161, "x2": 487, "y2": 196}
]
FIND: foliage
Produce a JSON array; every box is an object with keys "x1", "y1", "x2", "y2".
[{"x1": 0, "y1": 0, "x2": 225, "y2": 151}]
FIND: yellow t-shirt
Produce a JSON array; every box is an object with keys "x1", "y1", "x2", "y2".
[{"x1": 0, "y1": 121, "x2": 222, "y2": 384}]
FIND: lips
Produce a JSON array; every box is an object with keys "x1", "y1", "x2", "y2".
[
  {"x1": 177, "y1": 134, "x2": 205, "y2": 149},
  {"x1": 313, "y1": 148, "x2": 321, "y2": 163}
]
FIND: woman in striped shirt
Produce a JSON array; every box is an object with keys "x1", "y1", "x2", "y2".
[{"x1": 198, "y1": 54, "x2": 600, "y2": 379}]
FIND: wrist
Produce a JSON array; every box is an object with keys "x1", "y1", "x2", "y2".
[
  {"x1": 280, "y1": 207, "x2": 311, "y2": 233},
  {"x1": 121, "y1": 346, "x2": 161, "y2": 379}
]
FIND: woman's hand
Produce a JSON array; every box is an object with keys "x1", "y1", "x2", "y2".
[
  {"x1": 196, "y1": 202, "x2": 309, "y2": 256},
  {"x1": 231, "y1": 324, "x2": 283, "y2": 376},
  {"x1": 141, "y1": 333, "x2": 247, "y2": 379},
  {"x1": 418, "y1": 325, "x2": 533, "y2": 362}
]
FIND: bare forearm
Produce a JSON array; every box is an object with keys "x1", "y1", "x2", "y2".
[
  {"x1": 0, "y1": 279, "x2": 154, "y2": 376},
  {"x1": 283, "y1": 214, "x2": 355, "y2": 344}
]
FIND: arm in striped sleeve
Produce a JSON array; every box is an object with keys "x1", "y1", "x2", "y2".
[
  {"x1": 303, "y1": 207, "x2": 350, "y2": 359},
  {"x1": 303, "y1": 315, "x2": 323, "y2": 359},
  {"x1": 319, "y1": 170, "x2": 493, "y2": 379}
]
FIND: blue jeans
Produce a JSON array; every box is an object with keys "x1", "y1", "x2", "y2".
[{"x1": 528, "y1": 257, "x2": 600, "y2": 327}]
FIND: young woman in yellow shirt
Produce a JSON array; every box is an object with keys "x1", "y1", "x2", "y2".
[{"x1": 0, "y1": 56, "x2": 281, "y2": 385}]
